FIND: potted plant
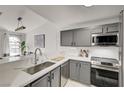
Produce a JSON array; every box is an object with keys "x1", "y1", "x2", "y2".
[{"x1": 21, "y1": 41, "x2": 26, "y2": 55}]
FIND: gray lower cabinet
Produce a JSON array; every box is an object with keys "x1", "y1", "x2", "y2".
[
  {"x1": 31, "y1": 73, "x2": 50, "y2": 87},
  {"x1": 61, "y1": 61, "x2": 69, "y2": 87},
  {"x1": 70, "y1": 60, "x2": 91, "y2": 84},
  {"x1": 31, "y1": 67, "x2": 60, "y2": 87},
  {"x1": 27, "y1": 60, "x2": 91, "y2": 87},
  {"x1": 70, "y1": 61, "x2": 79, "y2": 81},
  {"x1": 51, "y1": 67, "x2": 60, "y2": 87},
  {"x1": 79, "y1": 62, "x2": 91, "y2": 84}
]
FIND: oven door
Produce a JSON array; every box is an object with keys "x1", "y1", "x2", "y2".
[
  {"x1": 92, "y1": 33, "x2": 118, "y2": 46},
  {"x1": 91, "y1": 66, "x2": 119, "y2": 87}
]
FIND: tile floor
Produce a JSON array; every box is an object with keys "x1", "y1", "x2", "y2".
[{"x1": 65, "y1": 79, "x2": 95, "y2": 87}]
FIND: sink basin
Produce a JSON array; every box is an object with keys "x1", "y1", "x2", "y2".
[{"x1": 23, "y1": 61, "x2": 55, "y2": 75}]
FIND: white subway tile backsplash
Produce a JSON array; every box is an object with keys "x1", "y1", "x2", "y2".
[
  {"x1": 59, "y1": 46, "x2": 119, "y2": 60},
  {"x1": 90, "y1": 47, "x2": 119, "y2": 59}
]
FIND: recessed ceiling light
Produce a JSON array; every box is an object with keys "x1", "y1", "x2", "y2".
[{"x1": 84, "y1": 5, "x2": 94, "y2": 8}]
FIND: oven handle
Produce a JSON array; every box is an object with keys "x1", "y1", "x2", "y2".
[{"x1": 91, "y1": 64, "x2": 119, "y2": 72}]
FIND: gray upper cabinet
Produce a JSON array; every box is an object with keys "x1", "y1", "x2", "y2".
[
  {"x1": 31, "y1": 73, "x2": 50, "y2": 87},
  {"x1": 51, "y1": 67, "x2": 60, "y2": 87},
  {"x1": 91, "y1": 26, "x2": 103, "y2": 34},
  {"x1": 61, "y1": 30, "x2": 73, "y2": 46},
  {"x1": 102, "y1": 25, "x2": 108, "y2": 33},
  {"x1": 74, "y1": 28, "x2": 91, "y2": 46},
  {"x1": 107, "y1": 23, "x2": 120, "y2": 32},
  {"x1": 102, "y1": 23, "x2": 119, "y2": 33},
  {"x1": 60, "y1": 28, "x2": 91, "y2": 47}
]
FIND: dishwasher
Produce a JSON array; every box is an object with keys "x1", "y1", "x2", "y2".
[{"x1": 61, "y1": 61, "x2": 69, "y2": 87}]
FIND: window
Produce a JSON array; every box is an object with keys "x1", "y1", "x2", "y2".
[{"x1": 9, "y1": 35, "x2": 21, "y2": 56}]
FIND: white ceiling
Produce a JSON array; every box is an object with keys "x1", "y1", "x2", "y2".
[
  {"x1": 27, "y1": 5, "x2": 124, "y2": 28},
  {"x1": 0, "y1": 5, "x2": 47, "y2": 32},
  {"x1": 0, "y1": 5, "x2": 124, "y2": 32}
]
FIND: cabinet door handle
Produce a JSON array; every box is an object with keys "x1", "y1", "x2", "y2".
[
  {"x1": 74, "y1": 42, "x2": 76, "y2": 46},
  {"x1": 76, "y1": 63, "x2": 78, "y2": 67},
  {"x1": 47, "y1": 76, "x2": 51, "y2": 82},
  {"x1": 51, "y1": 73, "x2": 54, "y2": 79},
  {"x1": 79, "y1": 63, "x2": 81, "y2": 68},
  {"x1": 107, "y1": 27, "x2": 108, "y2": 32},
  {"x1": 71, "y1": 42, "x2": 73, "y2": 46},
  {"x1": 102, "y1": 26, "x2": 104, "y2": 33}
]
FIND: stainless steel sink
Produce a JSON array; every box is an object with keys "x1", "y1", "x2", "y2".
[{"x1": 23, "y1": 61, "x2": 55, "y2": 75}]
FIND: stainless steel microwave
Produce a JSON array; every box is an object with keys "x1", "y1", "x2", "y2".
[{"x1": 91, "y1": 32, "x2": 119, "y2": 46}]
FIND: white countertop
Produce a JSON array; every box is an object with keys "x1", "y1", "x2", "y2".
[
  {"x1": 0, "y1": 56, "x2": 91, "y2": 87},
  {"x1": 0, "y1": 55, "x2": 33, "y2": 65}
]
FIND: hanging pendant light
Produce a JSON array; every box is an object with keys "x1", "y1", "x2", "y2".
[
  {"x1": 15, "y1": 17, "x2": 26, "y2": 31},
  {"x1": 0, "y1": 12, "x2": 2, "y2": 15}
]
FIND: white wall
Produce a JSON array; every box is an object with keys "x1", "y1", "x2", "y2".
[
  {"x1": 26, "y1": 21, "x2": 60, "y2": 57},
  {"x1": 58, "y1": 47, "x2": 119, "y2": 60}
]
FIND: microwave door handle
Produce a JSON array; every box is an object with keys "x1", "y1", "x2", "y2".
[
  {"x1": 94, "y1": 37, "x2": 97, "y2": 43},
  {"x1": 92, "y1": 37, "x2": 94, "y2": 43},
  {"x1": 92, "y1": 36, "x2": 96, "y2": 43}
]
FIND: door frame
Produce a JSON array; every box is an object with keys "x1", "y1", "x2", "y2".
[{"x1": 120, "y1": 10, "x2": 124, "y2": 87}]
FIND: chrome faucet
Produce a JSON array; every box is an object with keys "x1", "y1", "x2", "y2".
[{"x1": 34, "y1": 48, "x2": 42, "y2": 64}]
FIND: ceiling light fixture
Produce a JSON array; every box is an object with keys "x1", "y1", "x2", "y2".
[
  {"x1": 0, "y1": 12, "x2": 2, "y2": 15},
  {"x1": 83, "y1": 5, "x2": 93, "y2": 8},
  {"x1": 15, "y1": 17, "x2": 26, "y2": 31}
]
